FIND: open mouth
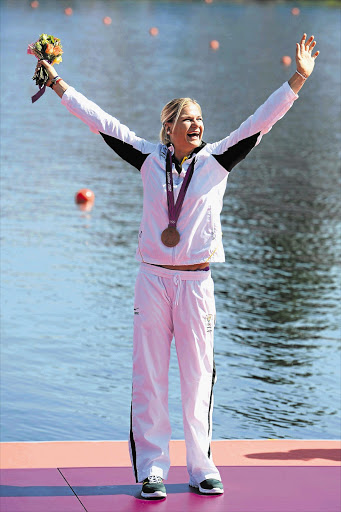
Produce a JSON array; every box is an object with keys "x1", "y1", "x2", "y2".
[{"x1": 187, "y1": 132, "x2": 200, "y2": 141}]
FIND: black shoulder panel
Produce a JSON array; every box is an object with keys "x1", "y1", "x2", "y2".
[
  {"x1": 212, "y1": 132, "x2": 260, "y2": 173},
  {"x1": 100, "y1": 132, "x2": 150, "y2": 171}
]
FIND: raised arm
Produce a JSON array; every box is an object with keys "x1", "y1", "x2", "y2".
[
  {"x1": 36, "y1": 60, "x2": 157, "y2": 170},
  {"x1": 37, "y1": 60, "x2": 156, "y2": 170},
  {"x1": 207, "y1": 34, "x2": 319, "y2": 173},
  {"x1": 207, "y1": 81, "x2": 298, "y2": 169},
  {"x1": 288, "y1": 34, "x2": 319, "y2": 94}
]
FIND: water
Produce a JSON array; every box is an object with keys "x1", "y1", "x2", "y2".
[{"x1": 1, "y1": 0, "x2": 340, "y2": 442}]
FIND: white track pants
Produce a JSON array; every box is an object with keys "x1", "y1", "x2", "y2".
[{"x1": 129, "y1": 263, "x2": 221, "y2": 484}]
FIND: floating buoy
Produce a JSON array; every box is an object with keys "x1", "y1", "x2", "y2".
[
  {"x1": 281, "y1": 55, "x2": 292, "y2": 66},
  {"x1": 149, "y1": 27, "x2": 159, "y2": 37},
  {"x1": 291, "y1": 7, "x2": 300, "y2": 15},
  {"x1": 204, "y1": 0, "x2": 213, "y2": 4},
  {"x1": 209, "y1": 40, "x2": 219, "y2": 50},
  {"x1": 103, "y1": 16, "x2": 112, "y2": 25},
  {"x1": 75, "y1": 189, "x2": 95, "y2": 204},
  {"x1": 64, "y1": 7, "x2": 73, "y2": 16},
  {"x1": 30, "y1": 0, "x2": 39, "y2": 8}
]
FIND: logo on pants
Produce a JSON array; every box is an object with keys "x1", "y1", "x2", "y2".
[{"x1": 205, "y1": 314, "x2": 215, "y2": 333}]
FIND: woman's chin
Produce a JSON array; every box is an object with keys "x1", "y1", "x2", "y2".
[{"x1": 186, "y1": 137, "x2": 201, "y2": 148}]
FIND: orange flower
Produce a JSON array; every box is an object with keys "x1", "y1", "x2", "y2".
[
  {"x1": 53, "y1": 45, "x2": 62, "y2": 56},
  {"x1": 45, "y1": 43, "x2": 54, "y2": 54}
]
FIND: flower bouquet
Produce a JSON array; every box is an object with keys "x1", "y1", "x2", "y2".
[{"x1": 27, "y1": 34, "x2": 63, "y2": 103}]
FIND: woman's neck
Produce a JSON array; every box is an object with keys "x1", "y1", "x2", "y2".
[{"x1": 173, "y1": 149, "x2": 189, "y2": 164}]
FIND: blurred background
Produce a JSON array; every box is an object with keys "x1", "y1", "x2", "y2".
[{"x1": 1, "y1": 0, "x2": 340, "y2": 442}]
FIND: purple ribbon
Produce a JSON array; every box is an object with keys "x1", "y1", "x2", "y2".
[
  {"x1": 31, "y1": 84, "x2": 47, "y2": 103},
  {"x1": 165, "y1": 148, "x2": 196, "y2": 228}
]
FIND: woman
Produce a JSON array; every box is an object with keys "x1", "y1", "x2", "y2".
[{"x1": 37, "y1": 34, "x2": 319, "y2": 499}]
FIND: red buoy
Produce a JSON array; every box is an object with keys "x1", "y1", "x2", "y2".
[
  {"x1": 210, "y1": 40, "x2": 219, "y2": 50},
  {"x1": 103, "y1": 16, "x2": 112, "y2": 25},
  {"x1": 30, "y1": 1, "x2": 39, "y2": 8},
  {"x1": 291, "y1": 7, "x2": 300, "y2": 15},
  {"x1": 281, "y1": 55, "x2": 292, "y2": 66},
  {"x1": 149, "y1": 27, "x2": 159, "y2": 37},
  {"x1": 75, "y1": 189, "x2": 95, "y2": 204},
  {"x1": 64, "y1": 7, "x2": 73, "y2": 16}
]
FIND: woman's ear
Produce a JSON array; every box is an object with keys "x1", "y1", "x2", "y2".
[{"x1": 165, "y1": 122, "x2": 172, "y2": 135}]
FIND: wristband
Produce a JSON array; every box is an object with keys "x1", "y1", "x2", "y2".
[
  {"x1": 295, "y1": 70, "x2": 307, "y2": 80},
  {"x1": 50, "y1": 75, "x2": 61, "y2": 88}
]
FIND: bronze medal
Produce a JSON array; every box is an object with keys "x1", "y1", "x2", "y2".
[
  {"x1": 162, "y1": 148, "x2": 196, "y2": 249},
  {"x1": 161, "y1": 226, "x2": 180, "y2": 247}
]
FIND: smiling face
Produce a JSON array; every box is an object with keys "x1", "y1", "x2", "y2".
[{"x1": 166, "y1": 102, "x2": 204, "y2": 162}]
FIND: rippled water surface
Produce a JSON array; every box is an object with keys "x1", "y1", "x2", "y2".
[{"x1": 1, "y1": 0, "x2": 340, "y2": 442}]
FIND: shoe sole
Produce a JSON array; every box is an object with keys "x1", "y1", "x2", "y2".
[
  {"x1": 141, "y1": 490, "x2": 167, "y2": 499},
  {"x1": 189, "y1": 483, "x2": 224, "y2": 495}
]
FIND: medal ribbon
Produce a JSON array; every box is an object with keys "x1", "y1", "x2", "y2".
[{"x1": 165, "y1": 148, "x2": 195, "y2": 228}]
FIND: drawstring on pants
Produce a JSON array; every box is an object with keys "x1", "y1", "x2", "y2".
[{"x1": 173, "y1": 274, "x2": 181, "y2": 306}]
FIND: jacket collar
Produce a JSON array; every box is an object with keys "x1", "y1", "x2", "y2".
[{"x1": 167, "y1": 141, "x2": 206, "y2": 171}]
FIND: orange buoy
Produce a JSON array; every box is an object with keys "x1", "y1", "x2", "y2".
[
  {"x1": 149, "y1": 27, "x2": 159, "y2": 37},
  {"x1": 291, "y1": 7, "x2": 300, "y2": 15},
  {"x1": 75, "y1": 189, "x2": 95, "y2": 204},
  {"x1": 103, "y1": 16, "x2": 112, "y2": 25},
  {"x1": 30, "y1": 0, "x2": 39, "y2": 8},
  {"x1": 204, "y1": 0, "x2": 213, "y2": 3},
  {"x1": 281, "y1": 55, "x2": 292, "y2": 66},
  {"x1": 64, "y1": 7, "x2": 73, "y2": 16},
  {"x1": 209, "y1": 40, "x2": 219, "y2": 50}
]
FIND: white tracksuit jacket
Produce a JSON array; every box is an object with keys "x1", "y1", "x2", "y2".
[
  {"x1": 61, "y1": 82, "x2": 298, "y2": 484},
  {"x1": 61, "y1": 81, "x2": 298, "y2": 266}
]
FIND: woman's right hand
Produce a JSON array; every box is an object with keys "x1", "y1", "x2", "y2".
[
  {"x1": 35, "y1": 59, "x2": 57, "y2": 87},
  {"x1": 35, "y1": 59, "x2": 69, "y2": 98}
]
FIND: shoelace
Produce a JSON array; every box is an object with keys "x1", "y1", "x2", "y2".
[{"x1": 147, "y1": 475, "x2": 163, "y2": 483}]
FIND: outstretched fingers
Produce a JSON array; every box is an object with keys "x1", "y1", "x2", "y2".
[
  {"x1": 305, "y1": 35, "x2": 315, "y2": 48},
  {"x1": 302, "y1": 34, "x2": 318, "y2": 52},
  {"x1": 299, "y1": 34, "x2": 320, "y2": 58},
  {"x1": 308, "y1": 40, "x2": 315, "y2": 52},
  {"x1": 296, "y1": 42, "x2": 301, "y2": 58},
  {"x1": 300, "y1": 33, "x2": 307, "y2": 48}
]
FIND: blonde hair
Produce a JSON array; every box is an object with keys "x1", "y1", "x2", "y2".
[{"x1": 159, "y1": 97, "x2": 202, "y2": 145}]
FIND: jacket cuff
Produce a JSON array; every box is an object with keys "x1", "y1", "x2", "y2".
[
  {"x1": 285, "y1": 80, "x2": 299, "y2": 100},
  {"x1": 61, "y1": 86, "x2": 76, "y2": 106}
]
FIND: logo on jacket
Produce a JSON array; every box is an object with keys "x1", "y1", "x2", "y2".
[{"x1": 160, "y1": 145, "x2": 168, "y2": 160}]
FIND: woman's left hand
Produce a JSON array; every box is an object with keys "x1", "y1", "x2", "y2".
[{"x1": 295, "y1": 33, "x2": 319, "y2": 78}]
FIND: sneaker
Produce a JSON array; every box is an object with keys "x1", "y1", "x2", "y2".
[
  {"x1": 189, "y1": 478, "x2": 224, "y2": 494},
  {"x1": 141, "y1": 475, "x2": 167, "y2": 499}
]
